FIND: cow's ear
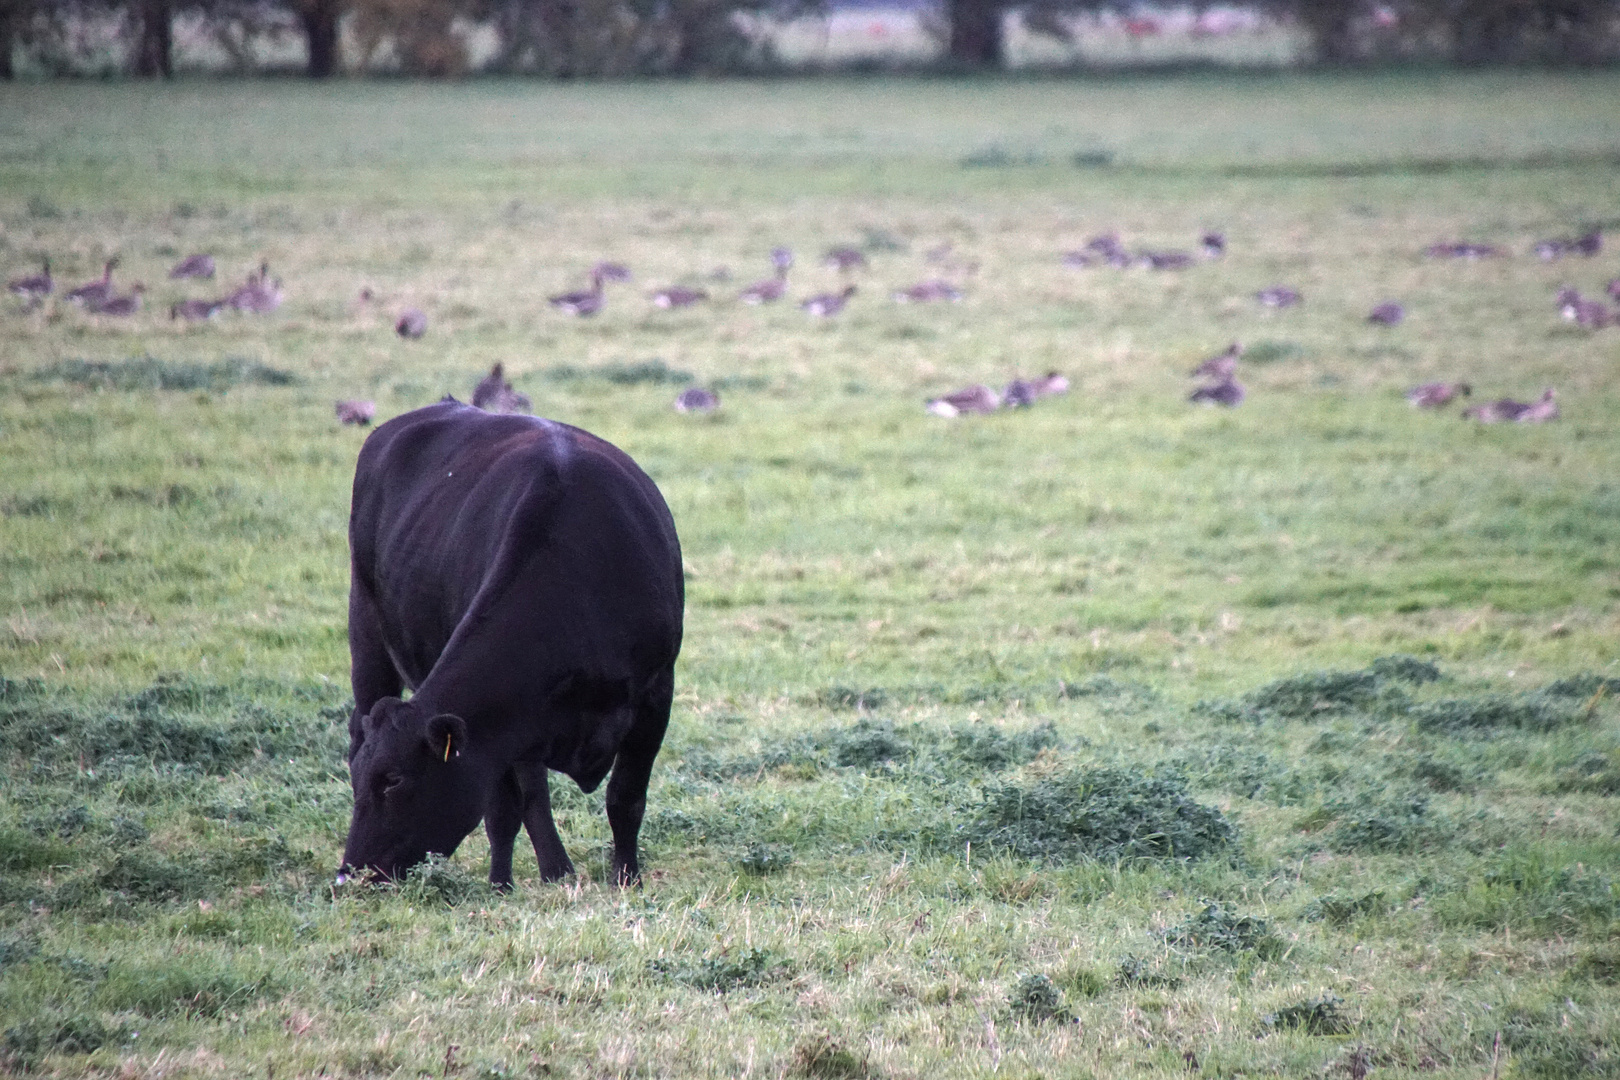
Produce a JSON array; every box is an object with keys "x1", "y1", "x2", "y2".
[
  {"x1": 424, "y1": 713, "x2": 468, "y2": 762},
  {"x1": 361, "y1": 697, "x2": 403, "y2": 735}
]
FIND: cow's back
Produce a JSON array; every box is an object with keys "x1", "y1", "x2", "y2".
[{"x1": 350, "y1": 402, "x2": 683, "y2": 692}]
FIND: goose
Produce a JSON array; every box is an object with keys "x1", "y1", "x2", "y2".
[
  {"x1": 1515, "y1": 388, "x2": 1559, "y2": 423},
  {"x1": 891, "y1": 279, "x2": 962, "y2": 303},
  {"x1": 1189, "y1": 377, "x2": 1245, "y2": 407},
  {"x1": 674, "y1": 387, "x2": 719, "y2": 413},
  {"x1": 170, "y1": 298, "x2": 222, "y2": 321},
  {"x1": 1201, "y1": 231, "x2": 1226, "y2": 259},
  {"x1": 168, "y1": 254, "x2": 216, "y2": 280},
  {"x1": 1191, "y1": 342, "x2": 1242, "y2": 379},
  {"x1": 1424, "y1": 240, "x2": 1501, "y2": 260},
  {"x1": 549, "y1": 270, "x2": 605, "y2": 316},
  {"x1": 650, "y1": 285, "x2": 707, "y2": 309},
  {"x1": 1001, "y1": 379, "x2": 1037, "y2": 408},
  {"x1": 592, "y1": 261, "x2": 633, "y2": 283},
  {"x1": 926, "y1": 384, "x2": 999, "y2": 417},
  {"x1": 335, "y1": 400, "x2": 376, "y2": 426},
  {"x1": 92, "y1": 283, "x2": 145, "y2": 317},
  {"x1": 226, "y1": 262, "x2": 282, "y2": 313},
  {"x1": 1140, "y1": 250, "x2": 1194, "y2": 270},
  {"x1": 1558, "y1": 288, "x2": 1611, "y2": 328},
  {"x1": 7, "y1": 258, "x2": 52, "y2": 302},
  {"x1": 738, "y1": 248, "x2": 793, "y2": 304},
  {"x1": 66, "y1": 258, "x2": 119, "y2": 307},
  {"x1": 1574, "y1": 229, "x2": 1602, "y2": 257},
  {"x1": 1030, "y1": 371, "x2": 1069, "y2": 397},
  {"x1": 822, "y1": 246, "x2": 867, "y2": 272},
  {"x1": 1255, "y1": 285, "x2": 1302, "y2": 308},
  {"x1": 395, "y1": 307, "x2": 428, "y2": 339},
  {"x1": 1463, "y1": 397, "x2": 1530, "y2": 423},
  {"x1": 471, "y1": 363, "x2": 531, "y2": 414},
  {"x1": 1368, "y1": 301, "x2": 1405, "y2": 325},
  {"x1": 801, "y1": 285, "x2": 855, "y2": 317},
  {"x1": 1406, "y1": 382, "x2": 1471, "y2": 408},
  {"x1": 1535, "y1": 238, "x2": 1569, "y2": 261}
]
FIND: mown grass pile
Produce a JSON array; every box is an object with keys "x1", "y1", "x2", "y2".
[{"x1": 1, "y1": 73, "x2": 1618, "y2": 1077}]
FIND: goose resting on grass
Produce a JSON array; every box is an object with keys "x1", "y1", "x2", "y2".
[
  {"x1": 801, "y1": 285, "x2": 855, "y2": 317},
  {"x1": 171, "y1": 298, "x2": 222, "y2": 322},
  {"x1": 91, "y1": 284, "x2": 144, "y2": 317},
  {"x1": 926, "y1": 384, "x2": 999, "y2": 417},
  {"x1": 650, "y1": 285, "x2": 707, "y2": 309},
  {"x1": 1368, "y1": 302, "x2": 1405, "y2": 325},
  {"x1": 1189, "y1": 377, "x2": 1245, "y2": 407},
  {"x1": 7, "y1": 258, "x2": 52, "y2": 303},
  {"x1": 335, "y1": 400, "x2": 376, "y2": 426},
  {"x1": 168, "y1": 254, "x2": 216, "y2": 280},
  {"x1": 674, "y1": 387, "x2": 719, "y2": 413},
  {"x1": 1406, "y1": 382, "x2": 1471, "y2": 409},
  {"x1": 395, "y1": 308, "x2": 428, "y2": 339},
  {"x1": 1191, "y1": 342, "x2": 1242, "y2": 380},
  {"x1": 738, "y1": 248, "x2": 793, "y2": 305},
  {"x1": 1463, "y1": 389, "x2": 1556, "y2": 423},
  {"x1": 549, "y1": 270, "x2": 606, "y2": 317}
]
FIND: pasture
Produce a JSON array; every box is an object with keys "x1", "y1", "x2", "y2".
[{"x1": 2, "y1": 73, "x2": 1620, "y2": 1078}]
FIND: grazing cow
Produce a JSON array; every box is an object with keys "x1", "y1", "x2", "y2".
[{"x1": 341, "y1": 400, "x2": 684, "y2": 888}]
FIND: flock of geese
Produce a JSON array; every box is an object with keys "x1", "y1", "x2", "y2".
[
  {"x1": 4, "y1": 254, "x2": 283, "y2": 319},
  {"x1": 11, "y1": 227, "x2": 1615, "y2": 427}
]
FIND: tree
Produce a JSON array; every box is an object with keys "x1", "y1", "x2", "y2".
[
  {"x1": 294, "y1": 0, "x2": 342, "y2": 75},
  {"x1": 132, "y1": 0, "x2": 173, "y2": 75},
  {"x1": 947, "y1": 0, "x2": 1003, "y2": 67}
]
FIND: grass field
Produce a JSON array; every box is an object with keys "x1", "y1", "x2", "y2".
[{"x1": 2, "y1": 73, "x2": 1620, "y2": 1079}]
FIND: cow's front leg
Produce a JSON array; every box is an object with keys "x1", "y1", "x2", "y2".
[
  {"x1": 605, "y1": 667, "x2": 673, "y2": 887},
  {"x1": 484, "y1": 769, "x2": 523, "y2": 891},
  {"x1": 515, "y1": 762, "x2": 575, "y2": 882}
]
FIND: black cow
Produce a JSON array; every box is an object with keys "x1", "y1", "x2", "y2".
[{"x1": 341, "y1": 400, "x2": 683, "y2": 888}]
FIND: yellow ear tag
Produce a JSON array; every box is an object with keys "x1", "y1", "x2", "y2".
[{"x1": 443, "y1": 734, "x2": 452, "y2": 762}]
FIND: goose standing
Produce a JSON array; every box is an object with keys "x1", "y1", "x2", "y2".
[
  {"x1": 169, "y1": 254, "x2": 216, "y2": 280},
  {"x1": 1406, "y1": 382, "x2": 1471, "y2": 408},
  {"x1": 1140, "y1": 250, "x2": 1194, "y2": 270},
  {"x1": 801, "y1": 285, "x2": 855, "y2": 317},
  {"x1": 66, "y1": 258, "x2": 119, "y2": 307},
  {"x1": 926, "y1": 384, "x2": 999, "y2": 417},
  {"x1": 549, "y1": 269, "x2": 606, "y2": 316},
  {"x1": 1001, "y1": 379, "x2": 1037, "y2": 408},
  {"x1": 7, "y1": 258, "x2": 52, "y2": 303},
  {"x1": 1201, "y1": 231, "x2": 1226, "y2": 259},
  {"x1": 471, "y1": 363, "x2": 531, "y2": 414},
  {"x1": 739, "y1": 248, "x2": 793, "y2": 304},
  {"x1": 227, "y1": 262, "x2": 282, "y2": 313},
  {"x1": 1031, "y1": 371, "x2": 1069, "y2": 397}
]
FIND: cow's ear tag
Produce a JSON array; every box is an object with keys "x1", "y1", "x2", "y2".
[{"x1": 443, "y1": 733, "x2": 453, "y2": 762}]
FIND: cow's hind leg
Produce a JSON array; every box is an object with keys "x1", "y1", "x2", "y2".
[
  {"x1": 605, "y1": 666, "x2": 674, "y2": 888},
  {"x1": 514, "y1": 762, "x2": 575, "y2": 882},
  {"x1": 485, "y1": 769, "x2": 523, "y2": 891}
]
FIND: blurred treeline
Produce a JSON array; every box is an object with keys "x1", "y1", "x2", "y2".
[{"x1": 0, "y1": 0, "x2": 1615, "y2": 80}]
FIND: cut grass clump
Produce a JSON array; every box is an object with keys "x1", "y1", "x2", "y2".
[
  {"x1": 1302, "y1": 890, "x2": 1389, "y2": 926},
  {"x1": 398, "y1": 853, "x2": 493, "y2": 906},
  {"x1": 650, "y1": 946, "x2": 787, "y2": 992},
  {"x1": 966, "y1": 766, "x2": 1235, "y2": 863},
  {"x1": 1005, "y1": 972, "x2": 1072, "y2": 1023},
  {"x1": 1410, "y1": 694, "x2": 1579, "y2": 734},
  {"x1": 734, "y1": 842, "x2": 794, "y2": 875},
  {"x1": 1548, "y1": 751, "x2": 1620, "y2": 795},
  {"x1": 829, "y1": 720, "x2": 913, "y2": 770},
  {"x1": 791, "y1": 1033, "x2": 878, "y2": 1080},
  {"x1": 1115, "y1": 956, "x2": 1182, "y2": 989},
  {"x1": 1165, "y1": 902, "x2": 1280, "y2": 955},
  {"x1": 30, "y1": 356, "x2": 298, "y2": 392},
  {"x1": 1263, "y1": 994, "x2": 1350, "y2": 1035},
  {"x1": 3, "y1": 1013, "x2": 115, "y2": 1067},
  {"x1": 1202, "y1": 656, "x2": 1442, "y2": 723}
]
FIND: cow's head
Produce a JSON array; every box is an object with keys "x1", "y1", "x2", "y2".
[{"x1": 341, "y1": 697, "x2": 488, "y2": 882}]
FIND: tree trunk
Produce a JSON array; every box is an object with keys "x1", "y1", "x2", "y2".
[
  {"x1": 0, "y1": 0, "x2": 16, "y2": 81},
  {"x1": 1295, "y1": 0, "x2": 1359, "y2": 65},
  {"x1": 301, "y1": 0, "x2": 341, "y2": 77},
  {"x1": 134, "y1": 0, "x2": 173, "y2": 77},
  {"x1": 948, "y1": 0, "x2": 1002, "y2": 68}
]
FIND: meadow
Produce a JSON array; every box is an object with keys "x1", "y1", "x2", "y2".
[{"x1": 1, "y1": 72, "x2": 1619, "y2": 1079}]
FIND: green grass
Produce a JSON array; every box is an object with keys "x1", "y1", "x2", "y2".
[{"x1": 2, "y1": 73, "x2": 1619, "y2": 1078}]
